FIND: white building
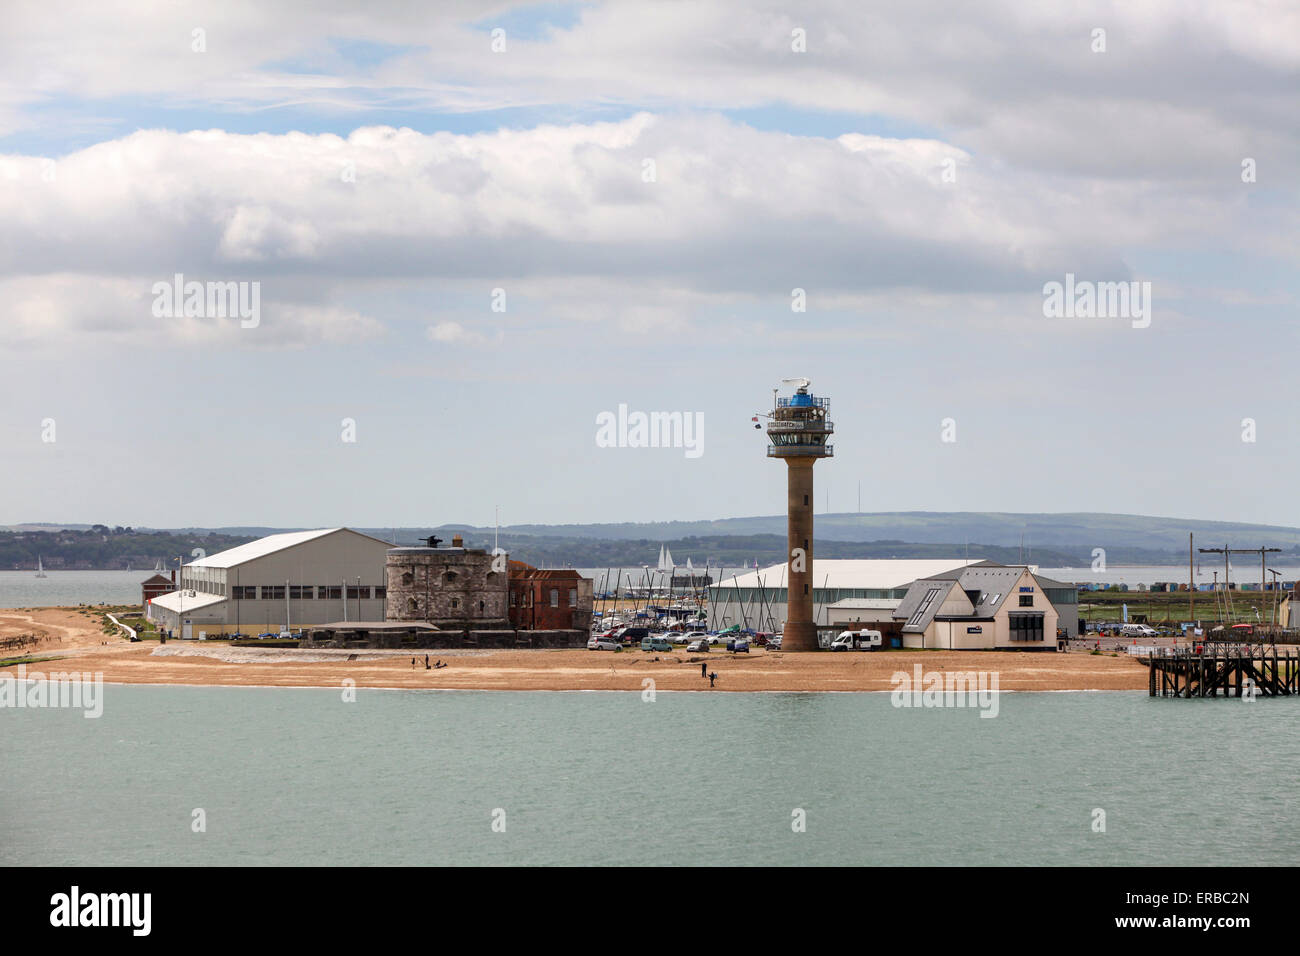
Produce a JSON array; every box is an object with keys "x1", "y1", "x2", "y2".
[
  {"x1": 706, "y1": 559, "x2": 977, "y2": 634},
  {"x1": 148, "y1": 528, "x2": 393, "y2": 638},
  {"x1": 825, "y1": 598, "x2": 903, "y2": 627},
  {"x1": 893, "y1": 562, "x2": 1065, "y2": 650}
]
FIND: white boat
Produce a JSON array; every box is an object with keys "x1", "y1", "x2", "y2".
[{"x1": 35, "y1": 555, "x2": 47, "y2": 578}]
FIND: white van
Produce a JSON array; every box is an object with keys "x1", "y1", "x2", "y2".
[
  {"x1": 1120, "y1": 623, "x2": 1157, "y2": 638},
  {"x1": 831, "y1": 629, "x2": 882, "y2": 651}
]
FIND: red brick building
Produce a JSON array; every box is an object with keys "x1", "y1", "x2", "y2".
[
  {"x1": 508, "y1": 562, "x2": 594, "y2": 631},
  {"x1": 141, "y1": 571, "x2": 175, "y2": 611}
]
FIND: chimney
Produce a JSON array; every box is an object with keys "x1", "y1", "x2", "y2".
[
  {"x1": 452, "y1": 534, "x2": 464, "y2": 548},
  {"x1": 170, "y1": 569, "x2": 176, "y2": 584}
]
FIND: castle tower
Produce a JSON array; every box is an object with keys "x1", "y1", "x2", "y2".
[{"x1": 765, "y1": 379, "x2": 833, "y2": 651}]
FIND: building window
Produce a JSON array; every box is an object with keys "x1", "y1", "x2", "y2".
[
  {"x1": 446, "y1": 571, "x2": 458, "y2": 583},
  {"x1": 321, "y1": 586, "x2": 342, "y2": 600},
  {"x1": 263, "y1": 586, "x2": 285, "y2": 600},
  {"x1": 401, "y1": 572, "x2": 414, "y2": 587},
  {"x1": 1010, "y1": 614, "x2": 1044, "y2": 642},
  {"x1": 569, "y1": 588, "x2": 577, "y2": 607},
  {"x1": 374, "y1": 587, "x2": 386, "y2": 599},
  {"x1": 908, "y1": 588, "x2": 943, "y2": 627},
  {"x1": 290, "y1": 586, "x2": 312, "y2": 600},
  {"x1": 407, "y1": 597, "x2": 418, "y2": 613},
  {"x1": 1019, "y1": 594, "x2": 1033, "y2": 607},
  {"x1": 451, "y1": 598, "x2": 459, "y2": 610},
  {"x1": 479, "y1": 600, "x2": 485, "y2": 613},
  {"x1": 347, "y1": 586, "x2": 370, "y2": 600},
  {"x1": 550, "y1": 589, "x2": 559, "y2": 607}
]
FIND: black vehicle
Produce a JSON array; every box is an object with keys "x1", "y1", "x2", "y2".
[{"x1": 615, "y1": 626, "x2": 651, "y2": 644}]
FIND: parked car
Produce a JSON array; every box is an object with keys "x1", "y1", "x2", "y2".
[
  {"x1": 614, "y1": 626, "x2": 650, "y2": 644},
  {"x1": 641, "y1": 635, "x2": 673, "y2": 651},
  {"x1": 727, "y1": 639, "x2": 750, "y2": 653},
  {"x1": 681, "y1": 631, "x2": 708, "y2": 643},
  {"x1": 587, "y1": 636, "x2": 622, "y2": 651},
  {"x1": 686, "y1": 639, "x2": 709, "y2": 652},
  {"x1": 1120, "y1": 623, "x2": 1158, "y2": 638}
]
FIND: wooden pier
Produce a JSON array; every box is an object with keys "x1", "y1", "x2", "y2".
[{"x1": 1147, "y1": 644, "x2": 1300, "y2": 698}]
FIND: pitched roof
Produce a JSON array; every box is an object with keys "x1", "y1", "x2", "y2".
[
  {"x1": 893, "y1": 565, "x2": 1038, "y2": 632},
  {"x1": 711, "y1": 559, "x2": 976, "y2": 592},
  {"x1": 149, "y1": 590, "x2": 226, "y2": 613},
  {"x1": 186, "y1": 528, "x2": 390, "y2": 569}
]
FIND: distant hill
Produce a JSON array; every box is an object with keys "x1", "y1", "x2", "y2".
[
  {"x1": 13, "y1": 513, "x2": 1300, "y2": 569},
  {"x1": 445, "y1": 512, "x2": 1300, "y2": 559}
]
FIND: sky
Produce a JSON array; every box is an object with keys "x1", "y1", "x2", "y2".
[{"x1": 1, "y1": 0, "x2": 1297, "y2": 530}]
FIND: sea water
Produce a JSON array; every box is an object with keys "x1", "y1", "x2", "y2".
[{"x1": 2, "y1": 686, "x2": 1295, "y2": 866}]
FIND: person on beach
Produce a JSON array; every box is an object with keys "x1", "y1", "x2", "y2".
[
  {"x1": 411, "y1": 657, "x2": 416, "y2": 669},
  {"x1": 701, "y1": 661, "x2": 707, "y2": 677},
  {"x1": 708, "y1": 671, "x2": 717, "y2": 687},
  {"x1": 425, "y1": 654, "x2": 429, "y2": 668}
]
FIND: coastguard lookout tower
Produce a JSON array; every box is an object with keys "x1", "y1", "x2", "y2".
[{"x1": 765, "y1": 378, "x2": 833, "y2": 651}]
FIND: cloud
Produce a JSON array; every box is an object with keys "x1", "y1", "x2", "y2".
[
  {"x1": 2, "y1": 1, "x2": 1296, "y2": 183},
  {"x1": 0, "y1": 114, "x2": 1234, "y2": 287},
  {"x1": 426, "y1": 321, "x2": 504, "y2": 346}
]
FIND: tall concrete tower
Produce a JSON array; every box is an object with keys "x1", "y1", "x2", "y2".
[{"x1": 765, "y1": 379, "x2": 834, "y2": 651}]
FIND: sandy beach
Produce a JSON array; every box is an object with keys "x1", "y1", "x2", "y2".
[{"x1": 0, "y1": 606, "x2": 1152, "y2": 692}]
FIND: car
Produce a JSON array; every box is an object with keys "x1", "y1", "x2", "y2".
[
  {"x1": 588, "y1": 636, "x2": 622, "y2": 651},
  {"x1": 614, "y1": 626, "x2": 650, "y2": 643},
  {"x1": 1120, "y1": 623, "x2": 1158, "y2": 638},
  {"x1": 686, "y1": 639, "x2": 709, "y2": 652},
  {"x1": 727, "y1": 639, "x2": 750, "y2": 653},
  {"x1": 681, "y1": 631, "x2": 707, "y2": 642},
  {"x1": 641, "y1": 635, "x2": 673, "y2": 651},
  {"x1": 257, "y1": 632, "x2": 277, "y2": 639}
]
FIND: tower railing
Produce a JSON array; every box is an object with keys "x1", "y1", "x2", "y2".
[
  {"x1": 777, "y1": 396, "x2": 829, "y2": 411},
  {"x1": 767, "y1": 445, "x2": 834, "y2": 457},
  {"x1": 767, "y1": 420, "x2": 834, "y2": 433}
]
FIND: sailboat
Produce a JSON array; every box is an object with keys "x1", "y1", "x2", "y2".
[{"x1": 35, "y1": 555, "x2": 47, "y2": 578}]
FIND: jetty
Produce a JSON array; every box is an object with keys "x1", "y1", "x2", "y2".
[{"x1": 1146, "y1": 644, "x2": 1300, "y2": 698}]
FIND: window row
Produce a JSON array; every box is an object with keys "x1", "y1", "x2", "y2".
[{"x1": 230, "y1": 585, "x2": 386, "y2": 600}]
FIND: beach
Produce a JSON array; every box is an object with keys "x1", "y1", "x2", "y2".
[{"x1": 0, "y1": 606, "x2": 1150, "y2": 692}]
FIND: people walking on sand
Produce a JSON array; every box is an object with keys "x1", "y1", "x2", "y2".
[
  {"x1": 708, "y1": 671, "x2": 717, "y2": 687},
  {"x1": 411, "y1": 657, "x2": 416, "y2": 668},
  {"x1": 425, "y1": 654, "x2": 429, "y2": 668},
  {"x1": 701, "y1": 661, "x2": 707, "y2": 677}
]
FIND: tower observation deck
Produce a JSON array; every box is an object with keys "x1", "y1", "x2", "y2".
[{"x1": 765, "y1": 379, "x2": 833, "y2": 651}]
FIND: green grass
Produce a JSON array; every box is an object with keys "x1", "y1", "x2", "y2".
[{"x1": 0, "y1": 655, "x2": 67, "y2": 667}]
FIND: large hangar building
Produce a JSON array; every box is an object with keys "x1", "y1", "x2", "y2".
[{"x1": 147, "y1": 528, "x2": 392, "y2": 638}]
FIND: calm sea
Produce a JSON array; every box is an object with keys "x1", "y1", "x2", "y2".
[
  {"x1": 0, "y1": 570, "x2": 146, "y2": 608},
  {"x1": 2, "y1": 686, "x2": 1295, "y2": 866}
]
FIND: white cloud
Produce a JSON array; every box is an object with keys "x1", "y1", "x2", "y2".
[{"x1": 426, "y1": 321, "x2": 504, "y2": 346}]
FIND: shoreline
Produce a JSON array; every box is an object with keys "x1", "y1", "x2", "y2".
[{"x1": 0, "y1": 606, "x2": 1154, "y2": 693}]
